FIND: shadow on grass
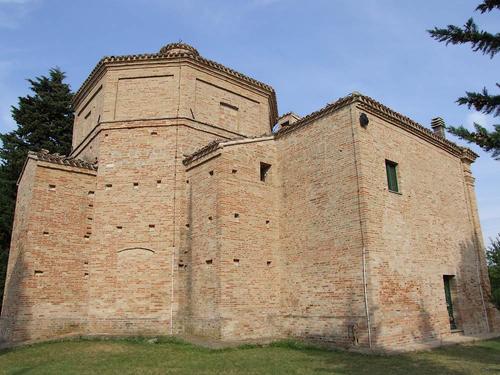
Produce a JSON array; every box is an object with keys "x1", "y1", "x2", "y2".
[
  {"x1": 0, "y1": 336, "x2": 498, "y2": 375},
  {"x1": 427, "y1": 338, "x2": 500, "y2": 367}
]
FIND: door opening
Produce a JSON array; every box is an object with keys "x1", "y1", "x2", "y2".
[{"x1": 443, "y1": 275, "x2": 457, "y2": 330}]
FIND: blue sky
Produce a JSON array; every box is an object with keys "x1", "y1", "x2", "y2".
[{"x1": 0, "y1": 0, "x2": 499, "y2": 243}]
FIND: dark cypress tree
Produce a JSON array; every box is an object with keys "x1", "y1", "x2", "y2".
[
  {"x1": 428, "y1": 0, "x2": 500, "y2": 160},
  {"x1": 0, "y1": 68, "x2": 74, "y2": 311},
  {"x1": 487, "y1": 234, "x2": 500, "y2": 308}
]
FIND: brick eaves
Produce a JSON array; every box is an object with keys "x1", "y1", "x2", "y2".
[
  {"x1": 72, "y1": 50, "x2": 279, "y2": 126},
  {"x1": 275, "y1": 92, "x2": 478, "y2": 162},
  {"x1": 30, "y1": 150, "x2": 98, "y2": 171}
]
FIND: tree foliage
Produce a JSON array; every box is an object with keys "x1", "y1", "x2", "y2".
[
  {"x1": 487, "y1": 234, "x2": 500, "y2": 308},
  {"x1": 428, "y1": 0, "x2": 500, "y2": 160},
  {"x1": 0, "y1": 68, "x2": 73, "y2": 312}
]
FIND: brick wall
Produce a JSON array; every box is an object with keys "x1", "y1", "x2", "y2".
[
  {"x1": 354, "y1": 105, "x2": 497, "y2": 349},
  {"x1": 276, "y1": 107, "x2": 369, "y2": 348},
  {"x1": 2, "y1": 47, "x2": 497, "y2": 351},
  {"x1": 1, "y1": 159, "x2": 96, "y2": 343}
]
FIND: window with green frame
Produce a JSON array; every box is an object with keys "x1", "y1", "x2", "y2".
[{"x1": 385, "y1": 160, "x2": 399, "y2": 192}]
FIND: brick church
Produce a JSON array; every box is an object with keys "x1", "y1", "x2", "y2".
[{"x1": 0, "y1": 43, "x2": 498, "y2": 351}]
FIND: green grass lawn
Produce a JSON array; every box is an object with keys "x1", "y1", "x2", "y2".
[{"x1": 0, "y1": 337, "x2": 499, "y2": 375}]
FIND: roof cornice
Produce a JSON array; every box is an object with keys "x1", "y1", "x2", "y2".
[
  {"x1": 276, "y1": 92, "x2": 478, "y2": 161},
  {"x1": 72, "y1": 48, "x2": 279, "y2": 125}
]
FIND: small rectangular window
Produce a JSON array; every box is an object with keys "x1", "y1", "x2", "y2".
[
  {"x1": 260, "y1": 162, "x2": 271, "y2": 182},
  {"x1": 385, "y1": 160, "x2": 399, "y2": 193}
]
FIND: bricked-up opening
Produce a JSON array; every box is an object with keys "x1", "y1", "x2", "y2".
[
  {"x1": 206, "y1": 259, "x2": 213, "y2": 265},
  {"x1": 220, "y1": 101, "x2": 239, "y2": 111},
  {"x1": 260, "y1": 162, "x2": 271, "y2": 182},
  {"x1": 385, "y1": 160, "x2": 399, "y2": 193},
  {"x1": 233, "y1": 258, "x2": 240, "y2": 265},
  {"x1": 105, "y1": 184, "x2": 112, "y2": 190},
  {"x1": 48, "y1": 184, "x2": 56, "y2": 191}
]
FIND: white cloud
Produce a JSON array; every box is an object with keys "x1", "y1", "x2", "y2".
[
  {"x1": 0, "y1": 0, "x2": 34, "y2": 3},
  {"x1": 0, "y1": 0, "x2": 39, "y2": 29}
]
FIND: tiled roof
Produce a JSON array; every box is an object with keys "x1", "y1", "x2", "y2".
[{"x1": 30, "y1": 149, "x2": 98, "y2": 171}]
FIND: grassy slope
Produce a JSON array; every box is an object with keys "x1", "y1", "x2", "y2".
[{"x1": 0, "y1": 337, "x2": 499, "y2": 375}]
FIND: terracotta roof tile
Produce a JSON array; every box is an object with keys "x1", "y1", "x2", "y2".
[
  {"x1": 276, "y1": 92, "x2": 478, "y2": 160},
  {"x1": 30, "y1": 149, "x2": 98, "y2": 171}
]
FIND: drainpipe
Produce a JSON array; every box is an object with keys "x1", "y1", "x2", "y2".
[{"x1": 349, "y1": 104, "x2": 373, "y2": 349}]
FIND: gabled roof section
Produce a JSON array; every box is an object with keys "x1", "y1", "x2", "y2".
[
  {"x1": 276, "y1": 92, "x2": 478, "y2": 162},
  {"x1": 183, "y1": 134, "x2": 274, "y2": 167},
  {"x1": 73, "y1": 43, "x2": 279, "y2": 125},
  {"x1": 182, "y1": 139, "x2": 224, "y2": 166},
  {"x1": 277, "y1": 112, "x2": 301, "y2": 122}
]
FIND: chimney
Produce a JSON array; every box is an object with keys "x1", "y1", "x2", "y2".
[
  {"x1": 431, "y1": 117, "x2": 446, "y2": 138},
  {"x1": 274, "y1": 112, "x2": 301, "y2": 132}
]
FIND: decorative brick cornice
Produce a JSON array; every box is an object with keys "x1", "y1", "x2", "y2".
[
  {"x1": 276, "y1": 92, "x2": 478, "y2": 161},
  {"x1": 73, "y1": 43, "x2": 278, "y2": 125},
  {"x1": 354, "y1": 93, "x2": 478, "y2": 160},
  {"x1": 30, "y1": 149, "x2": 98, "y2": 171}
]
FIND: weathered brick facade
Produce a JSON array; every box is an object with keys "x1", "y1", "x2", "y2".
[{"x1": 1, "y1": 43, "x2": 498, "y2": 351}]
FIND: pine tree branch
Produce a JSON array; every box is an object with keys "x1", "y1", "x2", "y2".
[
  {"x1": 448, "y1": 123, "x2": 500, "y2": 159},
  {"x1": 476, "y1": 0, "x2": 500, "y2": 13},
  {"x1": 428, "y1": 18, "x2": 500, "y2": 57},
  {"x1": 456, "y1": 85, "x2": 500, "y2": 117}
]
